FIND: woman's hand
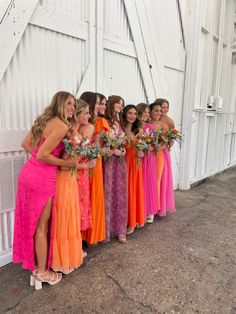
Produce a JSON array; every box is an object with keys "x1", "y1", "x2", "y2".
[
  {"x1": 148, "y1": 144, "x2": 154, "y2": 152},
  {"x1": 114, "y1": 148, "x2": 126, "y2": 157},
  {"x1": 101, "y1": 146, "x2": 113, "y2": 157},
  {"x1": 137, "y1": 150, "x2": 144, "y2": 158},
  {"x1": 88, "y1": 159, "x2": 97, "y2": 168},
  {"x1": 64, "y1": 157, "x2": 81, "y2": 168}
]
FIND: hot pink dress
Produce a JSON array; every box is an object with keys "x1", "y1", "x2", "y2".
[
  {"x1": 142, "y1": 124, "x2": 158, "y2": 217},
  {"x1": 13, "y1": 139, "x2": 64, "y2": 271}
]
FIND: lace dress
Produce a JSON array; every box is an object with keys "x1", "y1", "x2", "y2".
[{"x1": 13, "y1": 139, "x2": 64, "y2": 271}]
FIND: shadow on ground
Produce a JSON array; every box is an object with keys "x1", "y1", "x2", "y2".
[{"x1": 0, "y1": 168, "x2": 236, "y2": 314}]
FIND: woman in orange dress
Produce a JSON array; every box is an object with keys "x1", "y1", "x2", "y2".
[
  {"x1": 52, "y1": 99, "x2": 93, "y2": 274},
  {"x1": 150, "y1": 102, "x2": 167, "y2": 215},
  {"x1": 122, "y1": 105, "x2": 145, "y2": 234},
  {"x1": 79, "y1": 92, "x2": 108, "y2": 244}
]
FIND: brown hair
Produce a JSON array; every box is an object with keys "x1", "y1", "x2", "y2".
[
  {"x1": 136, "y1": 103, "x2": 149, "y2": 120},
  {"x1": 105, "y1": 95, "x2": 124, "y2": 126},
  {"x1": 122, "y1": 105, "x2": 141, "y2": 135},
  {"x1": 154, "y1": 98, "x2": 169, "y2": 108},
  {"x1": 79, "y1": 91, "x2": 98, "y2": 124}
]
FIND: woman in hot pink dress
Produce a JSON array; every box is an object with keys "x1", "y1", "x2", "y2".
[
  {"x1": 136, "y1": 103, "x2": 158, "y2": 223},
  {"x1": 13, "y1": 91, "x2": 78, "y2": 289}
]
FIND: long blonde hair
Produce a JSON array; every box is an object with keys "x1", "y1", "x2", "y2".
[
  {"x1": 31, "y1": 91, "x2": 75, "y2": 145},
  {"x1": 75, "y1": 98, "x2": 89, "y2": 117}
]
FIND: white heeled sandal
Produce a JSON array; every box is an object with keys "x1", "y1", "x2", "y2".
[{"x1": 30, "y1": 271, "x2": 62, "y2": 290}]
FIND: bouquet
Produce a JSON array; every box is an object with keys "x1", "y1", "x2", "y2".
[
  {"x1": 77, "y1": 139, "x2": 101, "y2": 175},
  {"x1": 140, "y1": 128, "x2": 155, "y2": 155},
  {"x1": 132, "y1": 137, "x2": 148, "y2": 168},
  {"x1": 167, "y1": 128, "x2": 183, "y2": 144},
  {"x1": 100, "y1": 130, "x2": 129, "y2": 161},
  {"x1": 63, "y1": 134, "x2": 83, "y2": 175}
]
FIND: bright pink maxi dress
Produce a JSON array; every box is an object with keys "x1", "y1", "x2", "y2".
[
  {"x1": 13, "y1": 139, "x2": 64, "y2": 271},
  {"x1": 142, "y1": 124, "x2": 158, "y2": 217},
  {"x1": 159, "y1": 149, "x2": 175, "y2": 216}
]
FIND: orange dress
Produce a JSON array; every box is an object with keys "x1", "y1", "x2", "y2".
[
  {"x1": 126, "y1": 145, "x2": 145, "y2": 229},
  {"x1": 156, "y1": 151, "x2": 165, "y2": 210},
  {"x1": 83, "y1": 117, "x2": 110, "y2": 244},
  {"x1": 52, "y1": 169, "x2": 83, "y2": 272}
]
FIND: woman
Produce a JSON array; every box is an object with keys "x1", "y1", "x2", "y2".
[
  {"x1": 136, "y1": 103, "x2": 158, "y2": 223},
  {"x1": 13, "y1": 91, "x2": 78, "y2": 289},
  {"x1": 104, "y1": 95, "x2": 128, "y2": 243},
  {"x1": 97, "y1": 93, "x2": 107, "y2": 117},
  {"x1": 150, "y1": 101, "x2": 175, "y2": 216},
  {"x1": 51, "y1": 99, "x2": 93, "y2": 275},
  {"x1": 76, "y1": 92, "x2": 95, "y2": 232},
  {"x1": 155, "y1": 98, "x2": 175, "y2": 129},
  {"x1": 122, "y1": 105, "x2": 145, "y2": 234},
  {"x1": 80, "y1": 92, "x2": 107, "y2": 245},
  {"x1": 136, "y1": 103, "x2": 150, "y2": 126}
]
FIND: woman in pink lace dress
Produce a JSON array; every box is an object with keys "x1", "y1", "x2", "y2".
[{"x1": 13, "y1": 91, "x2": 78, "y2": 289}]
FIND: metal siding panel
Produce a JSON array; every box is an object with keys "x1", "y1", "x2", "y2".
[
  {"x1": 149, "y1": 0, "x2": 184, "y2": 57},
  {"x1": 104, "y1": 49, "x2": 146, "y2": 104},
  {"x1": 0, "y1": 151, "x2": 25, "y2": 256},
  {"x1": 104, "y1": 0, "x2": 132, "y2": 41},
  {"x1": 0, "y1": 24, "x2": 87, "y2": 131},
  {"x1": 39, "y1": 0, "x2": 87, "y2": 20}
]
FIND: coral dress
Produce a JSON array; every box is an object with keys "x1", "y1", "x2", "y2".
[
  {"x1": 142, "y1": 124, "x2": 158, "y2": 217},
  {"x1": 83, "y1": 117, "x2": 108, "y2": 244},
  {"x1": 126, "y1": 143, "x2": 145, "y2": 228},
  {"x1": 77, "y1": 130, "x2": 93, "y2": 231},
  {"x1": 13, "y1": 139, "x2": 64, "y2": 271},
  {"x1": 159, "y1": 149, "x2": 176, "y2": 216},
  {"x1": 156, "y1": 151, "x2": 165, "y2": 210},
  {"x1": 103, "y1": 124, "x2": 128, "y2": 240},
  {"x1": 51, "y1": 131, "x2": 83, "y2": 272}
]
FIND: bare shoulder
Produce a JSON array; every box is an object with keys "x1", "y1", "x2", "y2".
[
  {"x1": 161, "y1": 121, "x2": 169, "y2": 130},
  {"x1": 167, "y1": 116, "x2": 175, "y2": 128},
  {"x1": 79, "y1": 123, "x2": 94, "y2": 139},
  {"x1": 45, "y1": 117, "x2": 68, "y2": 137}
]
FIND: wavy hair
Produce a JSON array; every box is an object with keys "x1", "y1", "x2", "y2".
[
  {"x1": 79, "y1": 91, "x2": 98, "y2": 124},
  {"x1": 31, "y1": 91, "x2": 75, "y2": 145},
  {"x1": 136, "y1": 102, "x2": 149, "y2": 120},
  {"x1": 75, "y1": 98, "x2": 89, "y2": 116},
  {"x1": 122, "y1": 105, "x2": 141, "y2": 135},
  {"x1": 105, "y1": 95, "x2": 124, "y2": 126}
]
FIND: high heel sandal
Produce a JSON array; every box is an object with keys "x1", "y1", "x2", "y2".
[
  {"x1": 118, "y1": 235, "x2": 127, "y2": 244},
  {"x1": 31, "y1": 271, "x2": 62, "y2": 290},
  {"x1": 126, "y1": 227, "x2": 135, "y2": 235},
  {"x1": 59, "y1": 268, "x2": 74, "y2": 275}
]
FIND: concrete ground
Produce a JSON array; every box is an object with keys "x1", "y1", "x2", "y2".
[{"x1": 0, "y1": 168, "x2": 236, "y2": 314}]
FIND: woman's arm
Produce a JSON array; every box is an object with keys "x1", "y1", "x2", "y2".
[
  {"x1": 79, "y1": 124, "x2": 94, "y2": 140},
  {"x1": 21, "y1": 132, "x2": 34, "y2": 154},
  {"x1": 36, "y1": 119, "x2": 78, "y2": 168}
]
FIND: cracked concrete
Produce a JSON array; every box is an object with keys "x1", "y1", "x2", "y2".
[{"x1": 0, "y1": 167, "x2": 236, "y2": 314}]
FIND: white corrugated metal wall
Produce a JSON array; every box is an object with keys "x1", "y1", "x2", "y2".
[{"x1": 187, "y1": 0, "x2": 236, "y2": 185}]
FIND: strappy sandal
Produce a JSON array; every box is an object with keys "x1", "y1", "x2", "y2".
[
  {"x1": 118, "y1": 235, "x2": 127, "y2": 244},
  {"x1": 31, "y1": 271, "x2": 62, "y2": 290},
  {"x1": 59, "y1": 268, "x2": 75, "y2": 275},
  {"x1": 126, "y1": 227, "x2": 135, "y2": 235}
]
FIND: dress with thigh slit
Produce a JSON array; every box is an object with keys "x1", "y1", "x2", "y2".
[{"x1": 13, "y1": 138, "x2": 64, "y2": 271}]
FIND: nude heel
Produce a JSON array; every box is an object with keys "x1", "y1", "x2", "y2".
[
  {"x1": 34, "y1": 279, "x2": 42, "y2": 290},
  {"x1": 30, "y1": 275, "x2": 35, "y2": 286}
]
